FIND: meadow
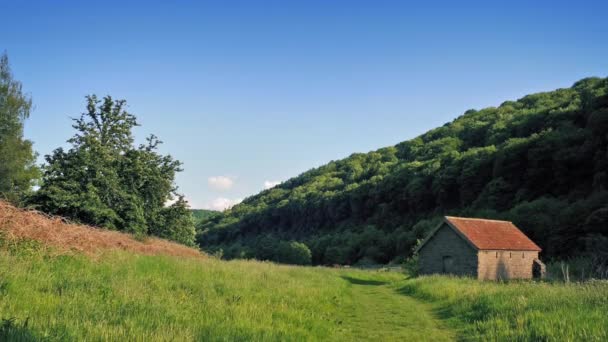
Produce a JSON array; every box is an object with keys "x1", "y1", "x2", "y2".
[
  {"x1": 1, "y1": 235, "x2": 608, "y2": 341},
  {"x1": 1, "y1": 237, "x2": 433, "y2": 341},
  {"x1": 0, "y1": 245, "x2": 346, "y2": 340},
  {"x1": 401, "y1": 276, "x2": 608, "y2": 341}
]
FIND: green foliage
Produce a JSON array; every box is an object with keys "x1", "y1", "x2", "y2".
[
  {"x1": 402, "y1": 239, "x2": 422, "y2": 276},
  {"x1": 402, "y1": 255, "x2": 419, "y2": 277},
  {"x1": 151, "y1": 196, "x2": 197, "y2": 246},
  {"x1": 0, "y1": 53, "x2": 39, "y2": 204},
  {"x1": 198, "y1": 77, "x2": 608, "y2": 265},
  {"x1": 229, "y1": 234, "x2": 312, "y2": 265},
  {"x1": 277, "y1": 241, "x2": 312, "y2": 265},
  {"x1": 191, "y1": 209, "x2": 219, "y2": 225},
  {"x1": 29, "y1": 95, "x2": 195, "y2": 245}
]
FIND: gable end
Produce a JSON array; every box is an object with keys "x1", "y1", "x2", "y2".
[{"x1": 415, "y1": 219, "x2": 479, "y2": 254}]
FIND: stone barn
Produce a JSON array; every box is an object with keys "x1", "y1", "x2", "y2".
[{"x1": 415, "y1": 216, "x2": 544, "y2": 280}]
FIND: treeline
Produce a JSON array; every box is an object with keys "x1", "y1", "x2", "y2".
[
  {"x1": 197, "y1": 77, "x2": 608, "y2": 266},
  {"x1": 0, "y1": 53, "x2": 196, "y2": 245},
  {"x1": 191, "y1": 209, "x2": 219, "y2": 226}
]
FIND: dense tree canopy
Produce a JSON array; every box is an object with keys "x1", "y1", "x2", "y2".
[
  {"x1": 30, "y1": 95, "x2": 195, "y2": 245},
  {"x1": 198, "y1": 77, "x2": 608, "y2": 266},
  {"x1": 191, "y1": 209, "x2": 219, "y2": 226},
  {"x1": 0, "y1": 53, "x2": 39, "y2": 203}
]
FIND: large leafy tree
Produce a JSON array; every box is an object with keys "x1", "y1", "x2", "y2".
[
  {"x1": 0, "y1": 53, "x2": 39, "y2": 203},
  {"x1": 31, "y1": 95, "x2": 195, "y2": 245}
]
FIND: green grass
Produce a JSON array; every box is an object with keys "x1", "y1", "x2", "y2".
[
  {"x1": 401, "y1": 275, "x2": 608, "y2": 341},
  {"x1": 1, "y1": 241, "x2": 606, "y2": 341},
  {"x1": 336, "y1": 275, "x2": 453, "y2": 341},
  {"x1": 0, "y1": 242, "x2": 451, "y2": 341},
  {"x1": 0, "y1": 251, "x2": 339, "y2": 340}
]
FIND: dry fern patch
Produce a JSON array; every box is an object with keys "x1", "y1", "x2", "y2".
[{"x1": 0, "y1": 200, "x2": 203, "y2": 258}]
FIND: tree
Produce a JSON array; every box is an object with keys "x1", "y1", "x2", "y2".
[
  {"x1": 152, "y1": 196, "x2": 197, "y2": 246},
  {"x1": 277, "y1": 241, "x2": 312, "y2": 265},
  {"x1": 31, "y1": 95, "x2": 195, "y2": 245},
  {"x1": 0, "y1": 53, "x2": 39, "y2": 203}
]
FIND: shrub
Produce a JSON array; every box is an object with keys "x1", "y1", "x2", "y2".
[{"x1": 277, "y1": 241, "x2": 312, "y2": 265}]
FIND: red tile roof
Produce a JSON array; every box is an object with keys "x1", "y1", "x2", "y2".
[{"x1": 445, "y1": 216, "x2": 541, "y2": 251}]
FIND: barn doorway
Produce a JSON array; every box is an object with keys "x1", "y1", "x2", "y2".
[{"x1": 442, "y1": 256, "x2": 454, "y2": 273}]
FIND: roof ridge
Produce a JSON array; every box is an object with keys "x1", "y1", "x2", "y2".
[{"x1": 445, "y1": 216, "x2": 513, "y2": 223}]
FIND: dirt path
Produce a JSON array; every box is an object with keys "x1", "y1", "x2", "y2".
[{"x1": 335, "y1": 276, "x2": 455, "y2": 341}]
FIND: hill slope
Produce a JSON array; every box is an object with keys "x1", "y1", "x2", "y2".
[
  {"x1": 0, "y1": 201, "x2": 202, "y2": 258},
  {"x1": 197, "y1": 77, "x2": 608, "y2": 265},
  {"x1": 191, "y1": 209, "x2": 219, "y2": 225}
]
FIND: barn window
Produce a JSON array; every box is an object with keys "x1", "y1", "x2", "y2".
[
  {"x1": 495, "y1": 252, "x2": 498, "y2": 258},
  {"x1": 522, "y1": 253, "x2": 525, "y2": 258},
  {"x1": 509, "y1": 252, "x2": 512, "y2": 258}
]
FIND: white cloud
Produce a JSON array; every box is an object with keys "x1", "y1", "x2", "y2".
[
  {"x1": 264, "y1": 180, "x2": 281, "y2": 189},
  {"x1": 208, "y1": 176, "x2": 234, "y2": 191},
  {"x1": 204, "y1": 197, "x2": 243, "y2": 211},
  {"x1": 182, "y1": 197, "x2": 202, "y2": 210}
]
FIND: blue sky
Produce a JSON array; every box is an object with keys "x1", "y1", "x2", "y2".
[{"x1": 1, "y1": 0, "x2": 607, "y2": 210}]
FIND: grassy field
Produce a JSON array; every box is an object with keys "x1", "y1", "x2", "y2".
[
  {"x1": 0, "y1": 247, "x2": 342, "y2": 340},
  {"x1": 401, "y1": 275, "x2": 608, "y2": 341},
  {"x1": 1, "y1": 238, "x2": 607, "y2": 341},
  {"x1": 0, "y1": 239, "x2": 451, "y2": 341}
]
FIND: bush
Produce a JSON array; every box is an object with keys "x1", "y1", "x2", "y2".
[
  {"x1": 402, "y1": 254, "x2": 419, "y2": 277},
  {"x1": 277, "y1": 241, "x2": 312, "y2": 265}
]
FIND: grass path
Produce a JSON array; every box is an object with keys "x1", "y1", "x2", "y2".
[{"x1": 334, "y1": 275, "x2": 455, "y2": 341}]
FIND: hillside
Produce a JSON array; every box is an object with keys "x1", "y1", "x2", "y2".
[
  {"x1": 0, "y1": 201, "x2": 202, "y2": 258},
  {"x1": 197, "y1": 77, "x2": 608, "y2": 265},
  {"x1": 191, "y1": 209, "x2": 219, "y2": 225}
]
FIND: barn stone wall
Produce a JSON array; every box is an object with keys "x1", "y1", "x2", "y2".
[
  {"x1": 418, "y1": 223, "x2": 478, "y2": 277},
  {"x1": 477, "y1": 250, "x2": 539, "y2": 280}
]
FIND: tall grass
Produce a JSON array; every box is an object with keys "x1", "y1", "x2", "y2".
[
  {"x1": 401, "y1": 275, "x2": 608, "y2": 341},
  {"x1": 0, "y1": 244, "x2": 387, "y2": 341},
  {"x1": 2, "y1": 236, "x2": 607, "y2": 341}
]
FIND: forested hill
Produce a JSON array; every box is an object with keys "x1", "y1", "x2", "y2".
[
  {"x1": 197, "y1": 77, "x2": 608, "y2": 265},
  {"x1": 191, "y1": 209, "x2": 219, "y2": 225}
]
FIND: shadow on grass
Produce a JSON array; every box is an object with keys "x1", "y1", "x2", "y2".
[
  {"x1": 0, "y1": 318, "x2": 38, "y2": 342},
  {"x1": 341, "y1": 276, "x2": 388, "y2": 286},
  {"x1": 397, "y1": 285, "x2": 453, "y2": 319},
  {"x1": 397, "y1": 284, "x2": 490, "y2": 322}
]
